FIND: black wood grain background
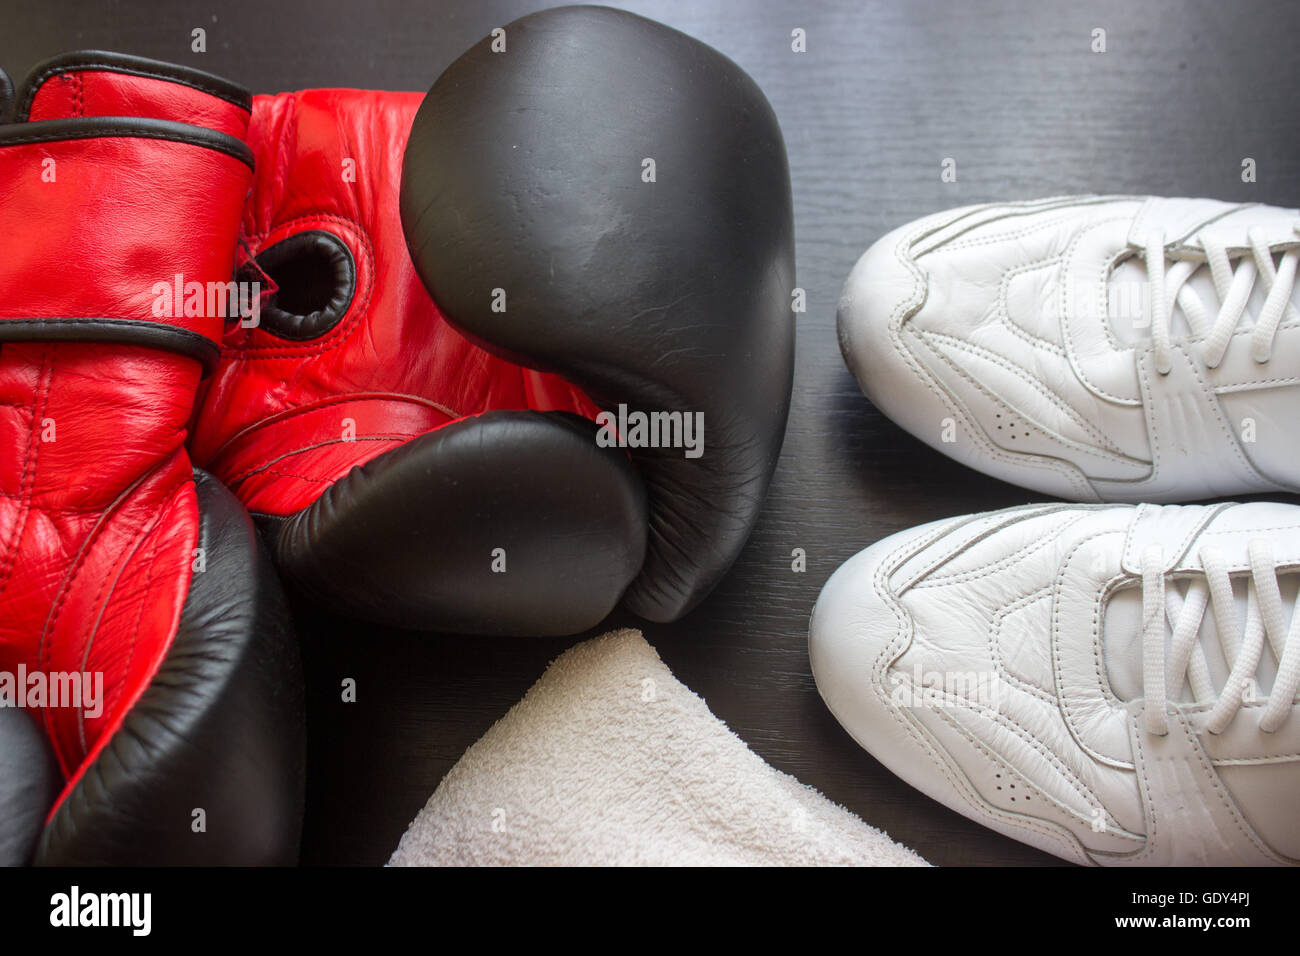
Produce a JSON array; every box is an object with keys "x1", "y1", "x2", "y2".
[{"x1": 5, "y1": 0, "x2": 1297, "y2": 866}]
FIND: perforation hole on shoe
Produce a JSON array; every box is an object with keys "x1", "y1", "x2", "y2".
[{"x1": 994, "y1": 412, "x2": 1026, "y2": 442}]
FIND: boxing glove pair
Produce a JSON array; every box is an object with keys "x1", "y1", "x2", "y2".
[
  {"x1": 189, "y1": 5, "x2": 792, "y2": 635},
  {"x1": 0, "y1": 56, "x2": 303, "y2": 864}
]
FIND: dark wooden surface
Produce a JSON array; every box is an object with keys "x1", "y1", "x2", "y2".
[{"x1": 6, "y1": 0, "x2": 1297, "y2": 866}]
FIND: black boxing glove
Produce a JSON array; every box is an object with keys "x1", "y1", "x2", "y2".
[{"x1": 402, "y1": 5, "x2": 796, "y2": 622}]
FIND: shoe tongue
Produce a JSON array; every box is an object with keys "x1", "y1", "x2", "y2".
[{"x1": 1102, "y1": 574, "x2": 1292, "y2": 704}]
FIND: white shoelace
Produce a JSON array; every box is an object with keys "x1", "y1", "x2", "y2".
[
  {"x1": 1144, "y1": 221, "x2": 1300, "y2": 374},
  {"x1": 1141, "y1": 542, "x2": 1300, "y2": 735}
]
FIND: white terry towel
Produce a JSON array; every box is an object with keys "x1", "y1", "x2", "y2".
[{"x1": 389, "y1": 629, "x2": 927, "y2": 866}]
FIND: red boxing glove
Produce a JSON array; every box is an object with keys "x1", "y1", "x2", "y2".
[
  {"x1": 189, "y1": 85, "x2": 649, "y2": 636},
  {"x1": 0, "y1": 52, "x2": 304, "y2": 865},
  {"x1": 188, "y1": 8, "x2": 794, "y2": 636}
]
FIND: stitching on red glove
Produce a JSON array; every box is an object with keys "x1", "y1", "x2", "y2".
[{"x1": 0, "y1": 346, "x2": 51, "y2": 600}]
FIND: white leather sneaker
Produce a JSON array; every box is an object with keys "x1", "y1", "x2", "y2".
[
  {"x1": 838, "y1": 196, "x2": 1300, "y2": 502},
  {"x1": 809, "y1": 502, "x2": 1300, "y2": 865}
]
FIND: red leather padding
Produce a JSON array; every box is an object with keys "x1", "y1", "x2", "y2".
[
  {"x1": 0, "y1": 132, "x2": 249, "y2": 343},
  {"x1": 23, "y1": 61, "x2": 251, "y2": 140},
  {"x1": 190, "y1": 90, "x2": 602, "y2": 517},
  {"x1": 0, "y1": 343, "x2": 199, "y2": 799}
]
